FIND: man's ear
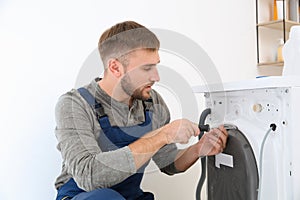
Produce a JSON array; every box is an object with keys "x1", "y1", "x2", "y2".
[{"x1": 107, "y1": 59, "x2": 124, "y2": 78}]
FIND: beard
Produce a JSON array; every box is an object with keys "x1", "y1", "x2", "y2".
[{"x1": 121, "y1": 73, "x2": 153, "y2": 100}]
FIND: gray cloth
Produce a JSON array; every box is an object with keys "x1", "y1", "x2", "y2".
[{"x1": 54, "y1": 78, "x2": 181, "y2": 191}]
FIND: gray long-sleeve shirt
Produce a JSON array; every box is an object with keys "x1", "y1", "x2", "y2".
[{"x1": 54, "y1": 78, "x2": 181, "y2": 191}]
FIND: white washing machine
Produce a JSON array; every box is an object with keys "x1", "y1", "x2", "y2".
[{"x1": 193, "y1": 76, "x2": 300, "y2": 200}]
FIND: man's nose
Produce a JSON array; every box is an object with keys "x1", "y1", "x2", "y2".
[{"x1": 150, "y1": 66, "x2": 160, "y2": 82}]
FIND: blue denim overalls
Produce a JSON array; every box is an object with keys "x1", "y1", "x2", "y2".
[{"x1": 56, "y1": 87, "x2": 154, "y2": 200}]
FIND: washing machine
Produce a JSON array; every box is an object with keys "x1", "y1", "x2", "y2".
[{"x1": 193, "y1": 76, "x2": 300, "y2": 200}]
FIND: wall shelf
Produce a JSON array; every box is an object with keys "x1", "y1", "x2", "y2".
[
  {"x1": 256, "y1": 0, "x2": 300, "y2": 74},
  {"x1": 257, "y1": 19, "x2": 300, "y2": 30},
  {"x1": 257, "y1": 61, "x2": 284, "y2": 67}
]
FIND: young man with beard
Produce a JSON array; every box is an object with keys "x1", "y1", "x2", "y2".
[{"x1": 54, "y1": 21, "x2": 228, "y2": 200}]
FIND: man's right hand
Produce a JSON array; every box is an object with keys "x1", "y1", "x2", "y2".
[
  {"x1": 128, "y1": 119, "x2": 200, "y2": 170},
  {"x1": 162, "y1": 119, "x2": 200, "y2": 144}
]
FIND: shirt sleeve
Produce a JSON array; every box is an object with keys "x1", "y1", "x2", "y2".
[
  {"x1": 152, "y1": 144, "x2": 183, "y2": 175},
  {"x1": 55, "y1": 91, "x2": 136, "y2": 191}
]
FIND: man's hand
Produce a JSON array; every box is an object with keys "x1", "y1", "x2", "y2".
[
  {"x1": 196, "y1": 125, "x2": 228, "y2": 156},
  {"x1": 162, "y1": 119, "x2": 200, "y2": 144}
]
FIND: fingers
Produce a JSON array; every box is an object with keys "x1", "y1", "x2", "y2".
[
  {"x1": 201, "y1": 125, "x2": 228, "y2": 155},
  {"x1": 192, "y1": 122, "x2": 200, "y2": 137},
  {"x1": 197, "y1": 133, "x2": 223, "y2": 156},
  {"x1": 164, "y1": 119, "x2": 199, "y2": 144},
  {"x1": 208, "y1": 125, "x2": 228, "y2": 149},
  {"x1": 180, "y1": 121, "x2": 199, "y2": 144},
  {"x1": 217, "y1": 125, "x2": 228, "y2": 148},
  {"x1": 206, "y1": 133, "x2": 224, "y2": 152},
  {"x1": 195, "y1": 124, "x2": 229, "y2": 156},
  {"x1": 218, "y1": 125, "x2": 228, "y2": 137},
  {"x1": 184, "y1": 121, "x2": 201, "y2": 140}
]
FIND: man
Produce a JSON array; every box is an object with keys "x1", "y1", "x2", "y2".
[{"x1": 54, "y1": 21, "x2": 228, "y2": 200}]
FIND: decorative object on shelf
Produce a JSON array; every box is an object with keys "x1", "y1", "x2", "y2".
[
  {"x1": 277, "y1": 38, "x2": 284, "y2": 62},
  {"x1": 289, "y1": 0, "x2": 299, "y2": 22},
  {"x1": 282, "y1": 25, "x2": 300, "y2": 76},
  {"x1": 273, "y1": 0, "x2": 278, "y2": 20},
  {"x1": 275, "y1": 0, "x2": 287, "y2": 20}
]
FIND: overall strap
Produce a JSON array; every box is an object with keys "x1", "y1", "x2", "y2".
[{"x1": 77, "y1": 87, "x2": 106, "y2": 119}]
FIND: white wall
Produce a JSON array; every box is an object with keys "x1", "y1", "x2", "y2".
[{"x1": 0, "y1": 0, "x2": 257, "y2": 199}]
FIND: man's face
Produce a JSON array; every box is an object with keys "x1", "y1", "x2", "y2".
[{"x1": 120, "y1": 49, "x2": 160, "y2": 100}]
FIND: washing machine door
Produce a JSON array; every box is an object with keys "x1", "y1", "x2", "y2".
[{"x1": 207, "y1": 128, "x2": 259, "y2": 200}]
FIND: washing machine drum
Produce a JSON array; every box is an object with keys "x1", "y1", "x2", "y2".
[{"x1": 207, "y1": 128, "x2": 259, "y2": 200}]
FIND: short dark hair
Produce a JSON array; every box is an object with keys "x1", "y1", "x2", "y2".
[{"x1": 98, "y1": 21, "x2": 160, "y2": 68}]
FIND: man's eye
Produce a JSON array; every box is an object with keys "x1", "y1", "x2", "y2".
[{"x1": 143, "y1": 66, "x2": 152, "y2": 71}]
